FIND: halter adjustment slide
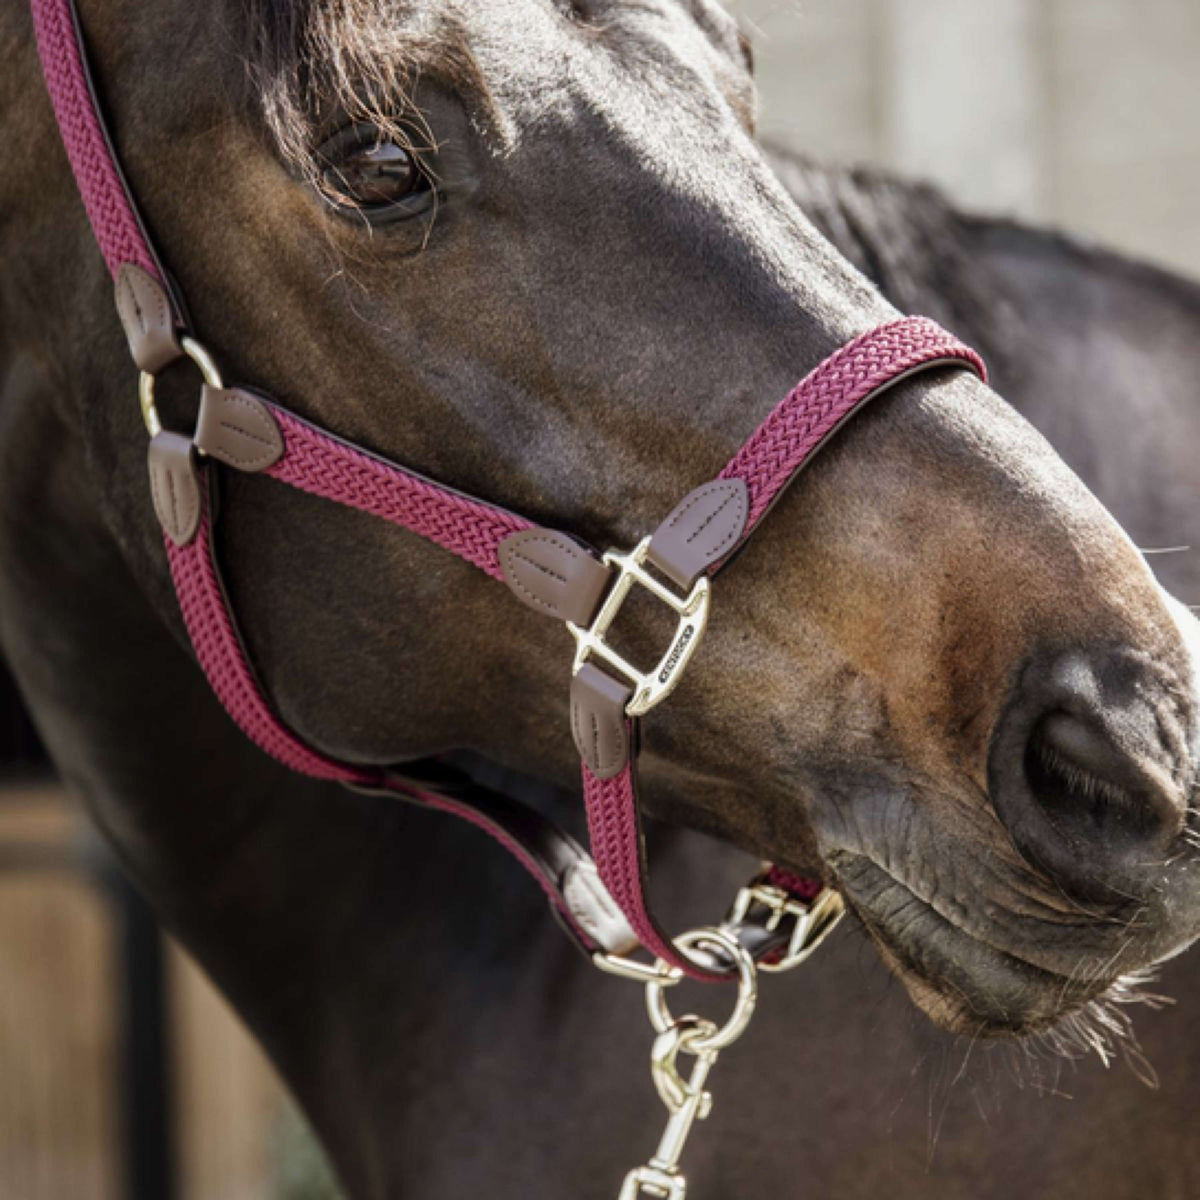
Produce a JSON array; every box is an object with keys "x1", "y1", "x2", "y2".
[
  {"x1": 726, "y1": 875, "x2": 846, "y2": 973},
  {"x1": 567, "y1": 536, "x2": 711, "y2": 718}
]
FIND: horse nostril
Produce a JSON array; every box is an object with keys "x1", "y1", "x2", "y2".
[
  {"x1": 1024, "y1": 711, "x2": 1181, "y2": 844},
  {"x1": 990, "y1": 649, "x2": 1191, "y2": 900}
]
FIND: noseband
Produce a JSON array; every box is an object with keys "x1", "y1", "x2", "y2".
[{"x1": 33, "y1": 0, "x2": 986, "y2": 1188}]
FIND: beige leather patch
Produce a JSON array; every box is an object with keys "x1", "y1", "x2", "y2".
[
  {"x1": 147, "y1": 431, "x2": 201, "y2": 545},
  {"x1": 562, "y1": 861, "x2": 640, "y2": 954},
  {"x1": 570, "y1": 663, "x2": 633, "y2": 779},
  {"x1": 114, "y1": 264, "x2": 181, "y2": 374},
  {"x1": 194, "y1": 386, "x2": 284, "y2": 472},
  {"x1": 646, "y1": 479, "x2": 748, "y2": 588},
  {"x1": 499, "y1": 529, "x2": 611, "y2": 626}
]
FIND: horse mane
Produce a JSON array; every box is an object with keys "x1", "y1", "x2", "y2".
[
  {"x1": 763, "y1": 142, "x2": 1024, "y2": 358},
  {"x1": 236, "y1": 0, "x2": 491, "y2": 178}
]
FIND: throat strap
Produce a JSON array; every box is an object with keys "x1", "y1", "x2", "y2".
[{"x1": 32, "y1": 0, "x2": 986, "y2": 980}]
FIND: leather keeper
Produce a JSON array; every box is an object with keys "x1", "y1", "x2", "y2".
[
  {"x1": 562, "y1": 861, "x2": 640, "y2": 955},
  {"x1": 646, "y1": 479, "x2": 748, "y2": 588},
  {"x1": 194, "y1": 385, "x2": 284, "y2": 472},
  {"x1": 115, "y1": 264, "x2": 181, "y2": 374},
  {"x1": 147, "y1": 431, "x2": 201, "y2": 545},
  {"x1": 499, "y1": 529, "x2": 611, "y2": 626},
  {"x1": 570, "y1": 663, "x2": 633, "y2": 779}
]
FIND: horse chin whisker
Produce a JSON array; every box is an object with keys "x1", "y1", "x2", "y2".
[{"x1": 1027, "y1": 968, "x2": 1173, "y2": 1090}]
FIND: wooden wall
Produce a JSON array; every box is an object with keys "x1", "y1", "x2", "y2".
[
  {"x1": 0, "y1": 789, "x2": 117, "y2": 1199},
  {"x1": 0, "y1": 784, "x2": 304, "y2": 1200}
]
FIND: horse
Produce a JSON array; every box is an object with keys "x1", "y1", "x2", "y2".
[{"x1": 1, "y1": 1, "x2": 1198, "y2": 1197}]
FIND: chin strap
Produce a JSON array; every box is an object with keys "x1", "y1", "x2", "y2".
[{"x1": 33, "y1": 0, "x2": 985, "y2": 981}]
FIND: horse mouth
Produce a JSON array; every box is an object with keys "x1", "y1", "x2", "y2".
[{"x1": 834, "y1": 854, "x2": 1169, "y2": 1055}]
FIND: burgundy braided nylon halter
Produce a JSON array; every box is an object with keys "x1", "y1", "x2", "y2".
[{"x1": 32, "y1": 0, "x2": 985, "y2": 981}]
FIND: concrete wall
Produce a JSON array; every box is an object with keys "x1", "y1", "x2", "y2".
[{"x1": 732, "y1": 0, "x2": 1200, "y2": 278}]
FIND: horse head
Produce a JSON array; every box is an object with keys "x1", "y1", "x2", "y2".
[{"x1": 8, "y1": 0, "x2": 1200, "y2": 1044}]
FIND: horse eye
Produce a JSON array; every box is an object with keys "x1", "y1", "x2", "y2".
[{"x1": 318, "y1": 125, "x2": 435, "y2": 221}]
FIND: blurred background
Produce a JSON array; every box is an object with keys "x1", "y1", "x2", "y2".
[
  {"x1": 3, "y1": 2, "x2": 1199, "y2": 1198},
  {"x1": 734, "y1": 0, "x2": 1200, "y2": 276}
]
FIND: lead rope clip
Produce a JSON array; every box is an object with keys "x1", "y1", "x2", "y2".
[
  {"x1": 615, "y1": 883, "x2": 846, "y2": 1199},
  {"x1": 616, "y1": 927, "x2": 756, "y2": 1200}
]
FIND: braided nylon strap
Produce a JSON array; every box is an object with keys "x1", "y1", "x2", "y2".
[
  {"x1": 165, "y1": 496, "x2": 375, "y2": 784},
  {"x1": 720, "y1": 317, "x2": 986, "y2": 526},
  {"x1": 266, "y1": 408, "x2": 533, "y2": 579},
  {"x1": 31, "y1": 0, "x2": 158, "y2": 280},
  {"x1": 581, "y1": 760, "x2": 713, "y2": 976},
  {"x1": 166, "y1": 492, "x2": 603, "y2": 948},
  {"x1": 763, "y1": 864, "x2": 824, "y2": 902}
]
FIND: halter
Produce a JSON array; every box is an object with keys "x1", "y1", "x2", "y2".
[{"x1": 32, "y1": 0, "x2": 986, "y2": 1190}]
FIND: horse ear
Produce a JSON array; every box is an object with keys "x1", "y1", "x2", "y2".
[{"x1": 147, "y1": 432, "x2": 201, "y2": 545}]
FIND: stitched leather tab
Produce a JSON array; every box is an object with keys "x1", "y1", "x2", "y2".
[
  {"x1": 115, "y1": 264, "x2": 181, "y2": 374},
  {"x1": 147, "y1": 431, "x2": 201, "y2": 545},
  {"x1": 646, "y1": 479, "x2": 748, "y2": 588},
  {"x1": 570, "y1": 664, "x2": 632, "y2": 779},
  {"x1": 499, "y1": 529, "x2": 611, "y2": 625},
  {"x1": 194, "y1": 386, "x2": 284, "y2": 472}
]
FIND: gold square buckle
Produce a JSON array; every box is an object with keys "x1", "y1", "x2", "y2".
[
  {"x1": 566, "y1": 536, "x2": 710, "y2": 717},
  {"x1": 725, "y1": 879, "x2": 846, "y2": 974}
]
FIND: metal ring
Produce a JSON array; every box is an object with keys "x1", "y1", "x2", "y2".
[
  {"x1": 138, "y1": 336, "x2": 223, "y2": 438},
  {"x1": 645, "y1": 926, "x2": 758, "y2": 1053}
]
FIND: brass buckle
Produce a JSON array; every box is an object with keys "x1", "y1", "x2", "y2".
[
  {"x1": 619, "y1": 1165, "x2": 688, "y2": 1200},
  {"x1": 725, "y1": 877, "x2": 845, "y2": 974},
  {"x1": 567, "y1": 536, "x2": 710, "y2": 717}
]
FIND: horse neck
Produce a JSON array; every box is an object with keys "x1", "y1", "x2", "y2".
[{"x1": 765, "y1": 147, "x2": 1020, "y2": 364}]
